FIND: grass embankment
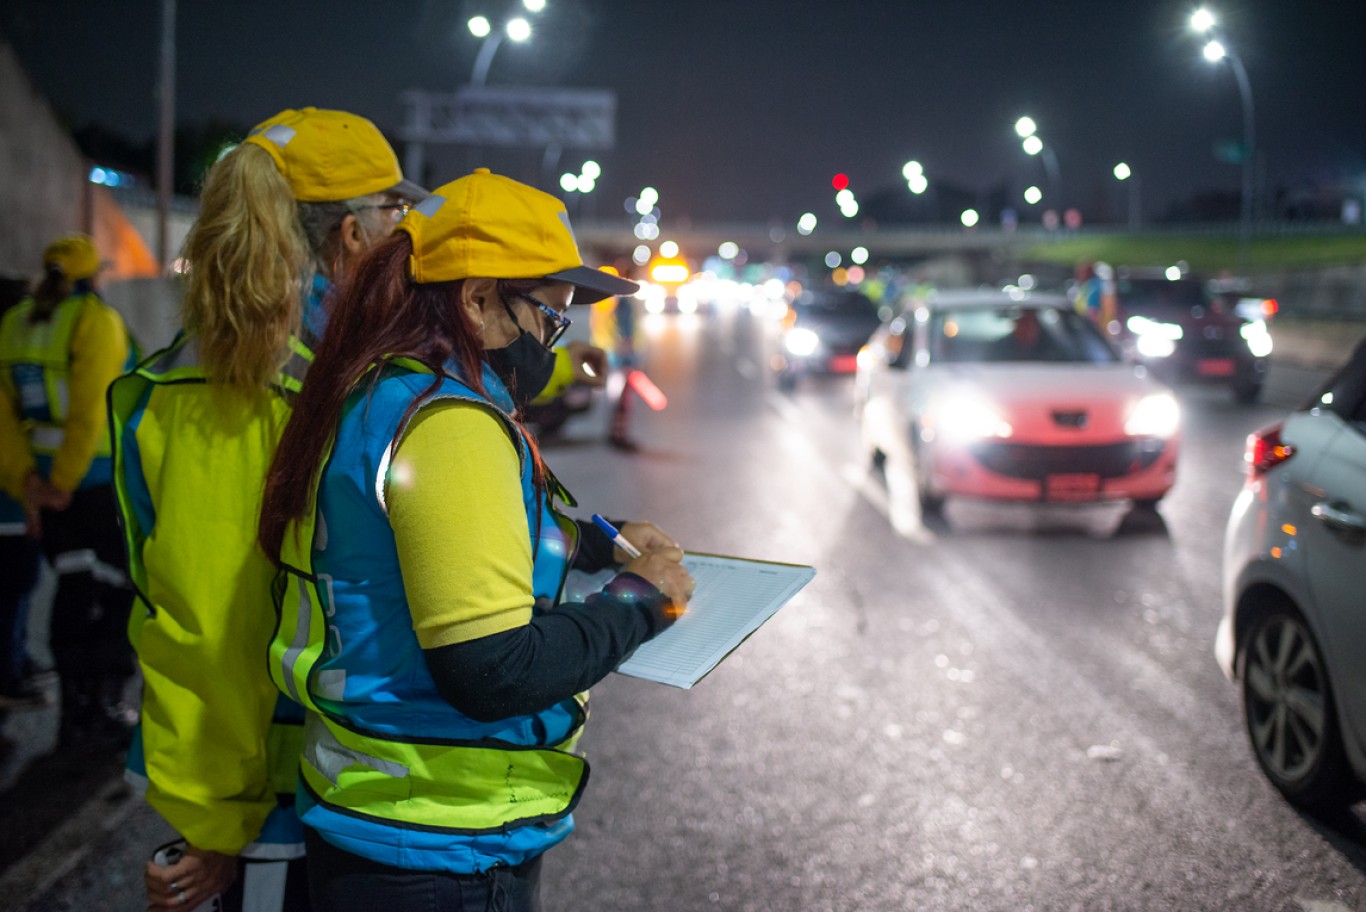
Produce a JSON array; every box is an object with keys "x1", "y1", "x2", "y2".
[{"x1": 1022, "y1": 233, "x2": 1366, "y2": 273}]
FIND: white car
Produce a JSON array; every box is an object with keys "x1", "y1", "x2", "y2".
[
  {"x1": 1217, "y1": 339, "x2": 1366, "y2": 808},
  {"x1": 855, "y1": 290, "x2": 1179, "y2": 514}
]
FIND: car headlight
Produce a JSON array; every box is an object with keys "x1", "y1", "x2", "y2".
[
  {"x1": 1125, "y1": 392, "x2": 1180, "y2": 438},
  {"x1": 1240, "y1": 320, "x2": 1273, "y2": 358},
  {"x1": 784, "y1": 327, "x2": 820, "y2": 357},
  {"x1": 930, "y1": 394, "x2": 1013, "y2": 443},
  {"x1": 1127, "y1": 315, "x2": 1182, "y2": 358}
]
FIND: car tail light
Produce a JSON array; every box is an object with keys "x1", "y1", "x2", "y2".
[
  {"x1": 1261, "y1": 298, "x2": 1278, "y2": 318},
  {"x1": 1245, "y1": 422, "x2": 1294, "y2": 480}
]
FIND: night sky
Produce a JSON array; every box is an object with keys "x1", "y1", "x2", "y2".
[{"x1": 3, "y1": 0, "x2": 1364, "y2": 226}]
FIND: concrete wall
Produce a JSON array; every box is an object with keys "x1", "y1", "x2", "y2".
[
  {"x1": 0, "y1": 37, "x2": 88, "y2": 278},
  {"x1": 103, "y1": 277, "x2": 184, "y2": 355}
]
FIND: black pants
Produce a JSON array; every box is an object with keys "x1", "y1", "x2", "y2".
[
  {"x1": 38, "y1": 484, "x2": 134, "y2": 726},
  {"x1": 0, "y1": 534, "x2": 42, "y2": 689},
  {"x1": 303, "y1": 828, "x2": 542, "y2": 912}
]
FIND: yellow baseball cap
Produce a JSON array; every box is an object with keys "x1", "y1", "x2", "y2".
[
  {"x1": 397, "y1": 169, "x2": 639, "y2": 304},
  {"x1": 42, "y1": 234, "x2": 101, "y2": 281},
  {"x1": 242, "y1": 107, "x2": 426, "y2": 203}
]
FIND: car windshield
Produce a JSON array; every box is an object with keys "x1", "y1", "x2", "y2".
[
  {"x1": 929, "y1": 306, "x2": 1120, "y2": 364},
  {"x1": 1116, "y1": 278, "x2": 1206, "y2": 316},
  {"x1": 792, "y1": 291, "x2": 879, "y2": 319}
]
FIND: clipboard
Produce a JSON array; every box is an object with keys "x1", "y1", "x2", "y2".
[{"x1": 613, "y1": 552, "x2": 816, "y2": 689}]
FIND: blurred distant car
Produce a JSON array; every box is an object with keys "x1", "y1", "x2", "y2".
[
  {"x1": 855, "y1": 290, "x2": 1179, "y2": 515},
  {"x1": 1115, "y1": 268, "x2": 1271, "y2": 403},
  {"x1": 1207, "y1": 276, "x2": 1281, "y2": 325},
  {"x1": 1217, "y1": 339, "x2": 1366, "y2": 808},
  {"x1": 775, "y1": 288, "x2": 882, "y2": 390}
]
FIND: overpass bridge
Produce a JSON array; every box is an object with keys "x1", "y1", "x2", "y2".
[{"x1": 572, "y1": 221, "x2": 1053, "y2": 262}]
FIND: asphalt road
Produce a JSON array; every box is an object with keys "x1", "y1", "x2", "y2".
[{"x1": 5, "y1": 305, "x2": 1364, "y2": 911}]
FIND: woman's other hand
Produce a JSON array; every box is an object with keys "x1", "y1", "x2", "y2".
[
  {"x1": 144, "y1": 845, "x2": 238, "y2": 912},
  {"x1": 623, "y1": 546, "x2": 694, "y2": 617}
]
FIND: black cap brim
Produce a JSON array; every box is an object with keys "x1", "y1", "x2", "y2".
[{"x1": 546, "y1": 265, "x2": 640, "y2": 305}]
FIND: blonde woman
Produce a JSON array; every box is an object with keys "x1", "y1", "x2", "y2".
[{"x1": 110, "y1": 108, "x2": 422, "y2": 912}]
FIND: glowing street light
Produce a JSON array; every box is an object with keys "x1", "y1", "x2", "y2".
[
  {"x1": 902, "y1": 160, "x2": 929, "y2": 195},
  {"x1": 960, "y1": 209, "x2": 980, "y2": 228},
  {"x1": 468, "y1": 3, "x2": 546, "y2": 86},
  {"x1": 1022, "y1": 135, "x2": 1044, "y2": 156},
  {"x1": 1014, "y1": 116, "x2": 1037, "y2": 139},
  {"x1": 1188, "y1": 5, "x2": 1255, "y2": 268},
  {"x1": 1023, "y1": 186, "x2": 1043, "y2": 205}
]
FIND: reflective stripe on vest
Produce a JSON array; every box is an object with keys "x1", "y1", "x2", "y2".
[
  {"x1": 271, "y1": 360, "x2": 587, "y2": 836},
  {"x1": 0, "y1": 294, "x2": 98, "y2": 456},
  {"x1": 299, "y1": 708, "x2": 587, "y2": 834}
]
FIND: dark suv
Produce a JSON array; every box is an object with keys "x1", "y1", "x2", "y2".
[{"x1": 1114, "y1": 269, "x2": 1270, "y2": 403}]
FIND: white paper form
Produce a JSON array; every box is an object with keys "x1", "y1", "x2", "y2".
[{"x1": 614, "y1": 553, "x2": 816, "y2": 689}]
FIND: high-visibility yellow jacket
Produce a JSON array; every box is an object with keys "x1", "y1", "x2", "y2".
[
  {"x1": 111, "y1": 334, "x2": 311, "y2": 857},
  {"x1": 0, "y1": 292, "x2": 130, "y2": 497}
]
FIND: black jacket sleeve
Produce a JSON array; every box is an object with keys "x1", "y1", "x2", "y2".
[
  {"x1": 423, "y1": 573, "x2": 675, "y2": 723},
  {"x1": 570, "y1": 516, "x2": 626, "y2": 572}
]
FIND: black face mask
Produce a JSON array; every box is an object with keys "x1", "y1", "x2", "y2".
[{"x1": 486, "y1": 328, "x2": 557, "y2": 410}]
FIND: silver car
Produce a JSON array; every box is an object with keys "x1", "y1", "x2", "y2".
[{"x1": 1217, "y1": 339, "x2": 1366, "y2": 808}]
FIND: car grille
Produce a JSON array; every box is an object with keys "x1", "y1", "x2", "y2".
[{"x1": 969, "y1": 439, "x2": 1166, "y2": 480}]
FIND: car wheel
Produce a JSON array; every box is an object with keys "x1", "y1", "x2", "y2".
[
  {"x1": 1131, "y1": 497, "x2": 1163, "y2": 511},
  {"x1": 1238, "y1": 606, "x2": 1353, "y2": 808},
  {"x1": 910, "y1": 423, "x2": 944, "y2": 515}
]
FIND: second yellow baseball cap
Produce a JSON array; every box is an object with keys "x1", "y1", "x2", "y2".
[
  {"x1": 42, "y1": 234, "x2": 102, "y2": 281},
  {"x1": 397, "y1": 169, "x2": 638, "y2": 304},
  {"x1": 243, "y1": 107, "x2": 426, "y2": 203}
]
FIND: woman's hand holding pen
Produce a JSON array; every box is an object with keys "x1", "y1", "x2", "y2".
[
  {"x1": 592, "y1": 515, "x2": 694, "y2": 616},
  {"x1": 614, "y1": 521, "x2": 677, "y2": 563},
  {"x1": 623, "y1": 547, "x2": 694, "y2": 617}
]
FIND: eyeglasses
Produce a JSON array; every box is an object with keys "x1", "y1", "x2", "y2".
[
  {"x1": 352, "y1": 201, "x2": 412, "y2": 225},
  {"x1": 512, "y1": 292, "x2": 572, "y2": 348}
]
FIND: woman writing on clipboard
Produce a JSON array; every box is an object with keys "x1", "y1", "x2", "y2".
[{"x1": 257, "y1": 169, "x2": 693, "y2": 911}]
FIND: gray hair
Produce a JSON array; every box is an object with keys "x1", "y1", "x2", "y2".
[{"x1": 296, "y1": 192, "x2": 390, "y2": 266}]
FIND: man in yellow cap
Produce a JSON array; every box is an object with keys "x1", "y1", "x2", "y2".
[
  {"x1": 111, "y1": 108, "x2": 423, "y2": 912},
  {"x1": 0, "y1": 233, "x2": 135, "y2": 744}
]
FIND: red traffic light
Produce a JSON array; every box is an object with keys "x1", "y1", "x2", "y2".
[{"x1": 831, "y1": 173, "x2": 849, "y2": 191}]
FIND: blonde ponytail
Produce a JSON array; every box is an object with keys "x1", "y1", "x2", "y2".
[{"x1": 182, "y1": 143, "x2": 308, "y2": 387}]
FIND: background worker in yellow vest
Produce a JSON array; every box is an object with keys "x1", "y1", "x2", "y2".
[
  {"x1": 0, "y1": 234, "x2": 134, "y2": 745},
  {"x1": 111, "y1": 108, "x2": 424, "y2": 912}
]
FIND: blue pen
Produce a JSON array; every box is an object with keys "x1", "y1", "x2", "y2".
[{"x1": 591, "y1": 514, "x2": 642, "y2": 559}]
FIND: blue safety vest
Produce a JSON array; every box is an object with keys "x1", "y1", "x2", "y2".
[{"x1": 272, "y1": 358, "x2": 587, "y2": 874}]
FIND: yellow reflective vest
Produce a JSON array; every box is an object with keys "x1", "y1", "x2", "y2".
[
  {"x1": 110, "y1": 335, "x2": 308, "y2": 857},
  {"x1": 0, "y1": 292, "x2": 130, "y2": 496}
]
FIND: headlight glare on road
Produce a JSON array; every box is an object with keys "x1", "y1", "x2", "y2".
[
  {"x1": 1127, "y1": 315, "x2": 1184, "y2": 341},
  {"x1": 1136, "y1": 335, "x2": 1177, "y2": 358},
  {"x1": 1240, "y1": 320, "x2": 1273, "y2": 358},
  {"x1": 1125, "y1": 393, "x2": 1180, "y2": 438},
  {"x1": 932, "y1": 394, "x2": 1013, "y2": 442},
  {"x1": 784, "y1": 327, "x2": 820, "y2": 357}
]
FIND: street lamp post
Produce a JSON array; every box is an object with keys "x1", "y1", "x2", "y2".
[
  {"x1": 468, "y1": 15, "x2": 532, "y2": 86},
  {"x1": 466, "y1": 1, "x2": 544, "y2": 87},
  {"x1": 1190, "y1": 7, "x2": 1255, "y2": 269},
  {"x1": 1015, "y1": 116, "x2": 1062, "y2": 207},
  {"x1": 1113, "y1": 162, "x2": 1141, "y2": 230}
]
